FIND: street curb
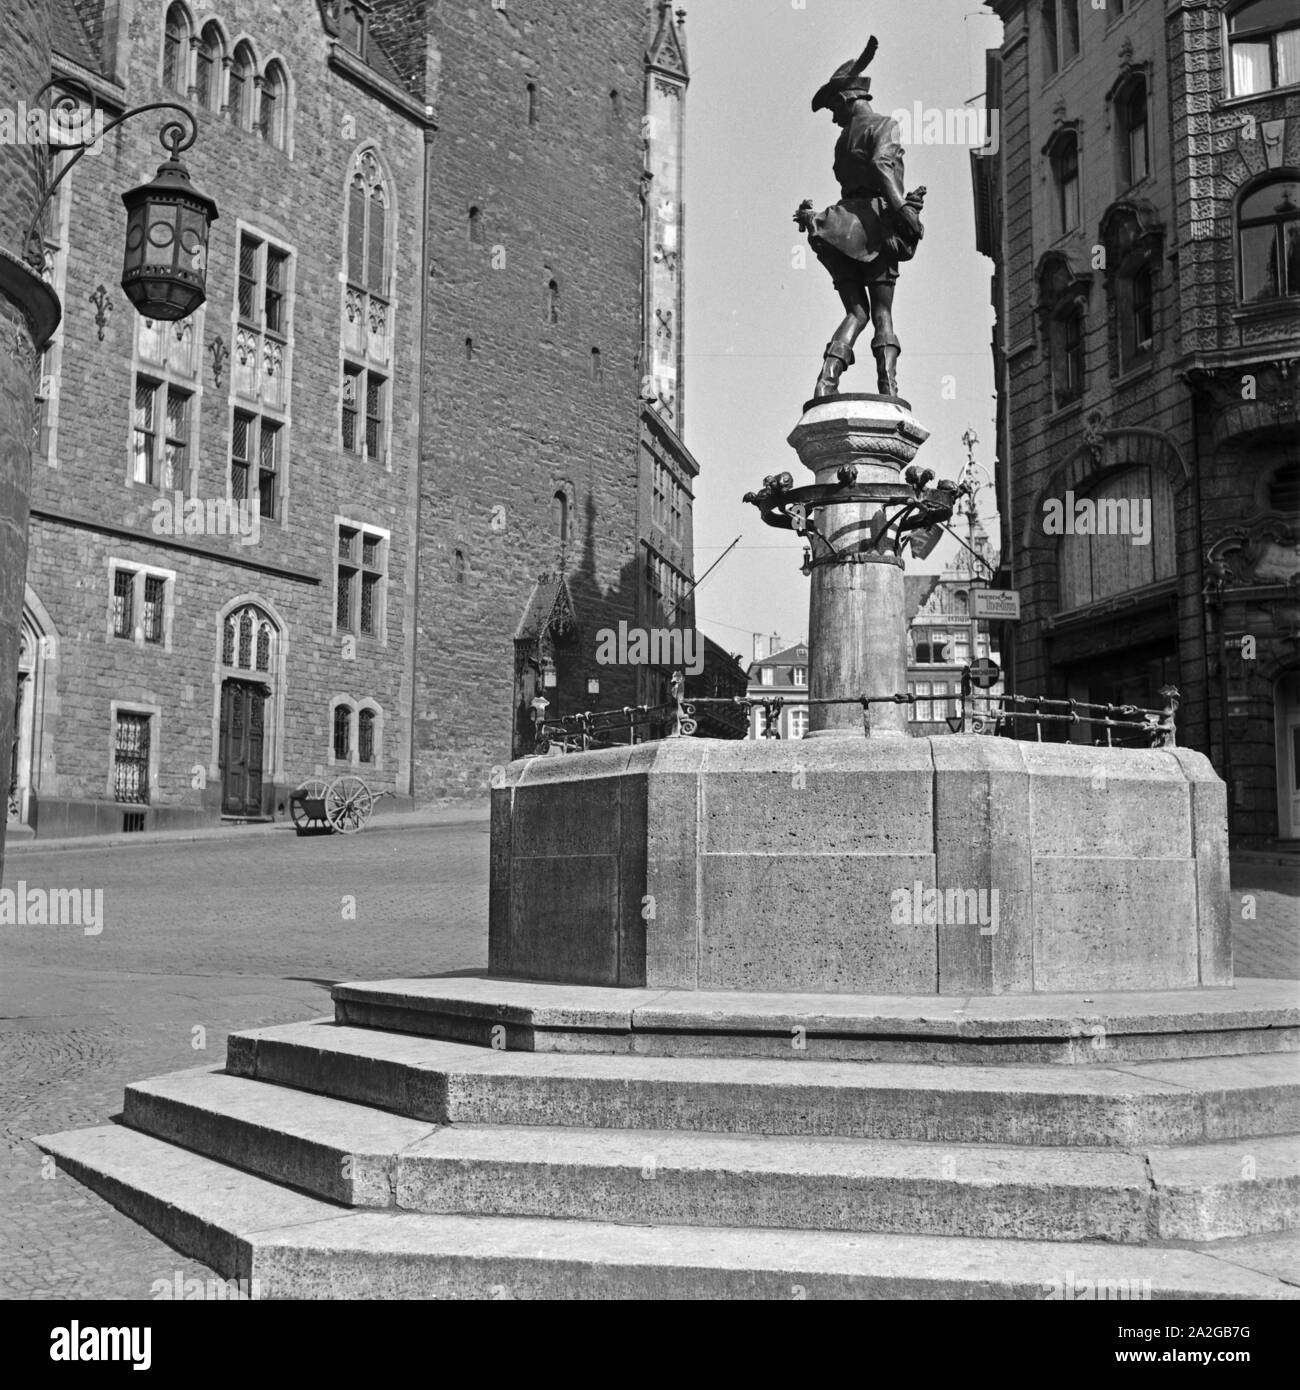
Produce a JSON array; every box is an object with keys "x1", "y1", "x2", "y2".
[{"x1": 3, "y1": 803, "x2": 491, "y2": 855}]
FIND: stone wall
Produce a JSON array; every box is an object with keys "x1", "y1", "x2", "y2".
[
  {"x1": 412, "y1": 0, "x2": 647, "y2": 798},
  {"x1": 0, "y1": 0, "x2": 53, "y2": 870}
]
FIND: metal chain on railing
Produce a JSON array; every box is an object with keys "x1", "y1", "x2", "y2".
[{"x1": 533, "y1": 676, "x2": 1180, "y2": 752}]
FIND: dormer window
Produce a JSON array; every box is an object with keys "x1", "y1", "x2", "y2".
[{"x1": 339, "y1": 1, "x2": 371, "y2": 60}]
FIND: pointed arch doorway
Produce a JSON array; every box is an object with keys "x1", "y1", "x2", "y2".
[{"x1": 216, "y1": 603, "x2": 281, "y2": 818}]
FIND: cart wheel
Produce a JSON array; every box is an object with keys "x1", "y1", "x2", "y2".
[
  {"x1": 291, "y1": 779, "x2": 330, "y2": 834},
  {"x1": 326, "y1": 775, "x2": 374, "y2": 834}
]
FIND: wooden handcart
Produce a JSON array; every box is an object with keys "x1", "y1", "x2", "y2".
[{"x1": 289, "y1": 775, "x2": 385, "y2": 835}]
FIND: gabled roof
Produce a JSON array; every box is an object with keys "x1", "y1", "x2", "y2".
[
  {"x1": 753, "y1": 642, "x2": 807, "y2": 668},
  {"x1": 514, "y1": 574, "x2": 579, "y2": 643},
  {"x1": 52, "y1": 0, "x2": 100, "y2": 72},
  {"x1": 647, "y1": 1, "x2": 688, "y2": 81}
]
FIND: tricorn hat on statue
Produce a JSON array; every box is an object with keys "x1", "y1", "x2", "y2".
[{"x1": 810, "y1": 35, "x2": 878, "y2": 112}]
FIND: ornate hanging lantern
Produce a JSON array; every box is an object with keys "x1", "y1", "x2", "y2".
[{"x1": 120, "y1": 119, "x2": 218, "y2": 321}]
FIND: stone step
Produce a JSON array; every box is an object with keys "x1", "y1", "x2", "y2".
[
  {"x1": 118, "y1": 1066, "x2": 1300, "y2": 1243},
  {"x1": 393, "y1": 1125, "x2": 1300, "y2": 1245},
  {"x1": 331, "y1": 975, "x2": 1300, "y2": 1065},
  {"x1": 31, "y1": 1125, "x2": 1299, "y2": 1300},
  {"x1": 121, "y1": 1065, "x2": 439, "y2": 1207},
  {"x1": 226, "y1": 1018, "x2": 1300, "y2": 1147}
]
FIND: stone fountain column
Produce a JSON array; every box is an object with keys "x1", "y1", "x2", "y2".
[{"x1": 787, "y1": 394, "x2": 929, "y2": 738}]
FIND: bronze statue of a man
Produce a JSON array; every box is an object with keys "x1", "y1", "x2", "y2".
[{"x1": 795, "y1": 36, "x2": 926, "y2": 400}]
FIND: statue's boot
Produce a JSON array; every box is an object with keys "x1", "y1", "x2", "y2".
[
  {"x1": 813, "y1": 341, "x2": 854, "y2": 399},
  {"x1": 872, "y1": 333, "x2": 901, "y2": 397}
]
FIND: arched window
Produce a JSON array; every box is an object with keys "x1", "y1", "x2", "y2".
[
  {"x1": 1228, "y1": 0, "x2": 1300, "y2": 97},
  {"x1": 228, "y1": 43, "x2": 255, "y2": 127},
  {"x1": 552, "y1": 490, "x2": 569, "y2": 548},
  {"x1": 333, "y1": 703, "x2": 352, "y2": 760},
  {"x1": 358, "y1": 707, "x2": 376, "y2": 763},
  {"x1": 367, "y1": 186, "x2": 386, "y2": 291},
  {"x1": 342, "y1": 150, "x2": 393, "y2": 450},
  {"x1": 1114, "y1": 74, "x2": 1148, "y2": 189},
  {"x1": 339, "y1": 1, "x2": 368, "y2": 59},
  {"x1": 1056, "y1": 465, "x2": 1177, "y2": 611},
  {"x1": 346, "y1": 152, "x2": 388, "y2": 296},
  {"x1": 465, "y1": 337, "x2": 475, "y2": 360},
  {"x1": 468, "y1": 206, "x2": 483, "y2": 244},
  {"x1": 195, "y1": 23, "x2": 224, "y2": 111},
  {"x1": 221, "y1": 604, "x2": 277, "y2": 673},
  {"x1": 526, "y1": 81, "x2": 539, "y2": 126},
  {"x1": 1238, "y1": 176, "x2": 1300, "y2": 303},
  {"x1": 163, "y1": 6, "x2": 190, "y2": 92},
  {"x1": 453, "y1": 548, "x2": 467, "y2": 583},
  {"x1": 591, "y1": 346, "x2": 602, "y2": 381},
  {"x1": 546, "y1": 277, "x2": 560, "y2": 325},
  {"x1": 260, "y1": 61, "x2": 287, "y2": 149},
  {"x1": 610, "y1": 89, "x2": 623, "y2": 122}
]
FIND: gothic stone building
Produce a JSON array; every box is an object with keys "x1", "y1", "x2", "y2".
[
  {"x1": 11, "y1": 0, "x2": 698, "y2": 836},
  {"x1": 973, "y1": 0, "x2": 1299, "y2": 842}
]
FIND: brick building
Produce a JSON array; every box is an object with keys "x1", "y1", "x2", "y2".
[
  {"x1": 9, "y1": 0, "x2": 701, "y2": 835},
  {"x1": 972, "y1": 0, "x2": 1299, "y2": 842},
  {"x1": 13, "y1": 0, "x2": 426, "y2": 837}
]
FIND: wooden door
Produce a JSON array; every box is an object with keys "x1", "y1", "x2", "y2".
[{"x1": 220, "y1": 679, "x2": 266, "y2": 816}]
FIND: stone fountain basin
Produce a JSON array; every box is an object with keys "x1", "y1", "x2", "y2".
[{"x1": 490, "y1": 736, "x2": 1229, "y2": 996}]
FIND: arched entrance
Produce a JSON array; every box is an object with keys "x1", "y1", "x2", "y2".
[{"x1": 215, "y1": 603, "x2": 282, "y2": 818}]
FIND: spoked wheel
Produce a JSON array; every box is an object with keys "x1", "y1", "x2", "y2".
[
  {"x1": 325, "y1": 775, "x2": 374, "y2": 834},
  {"x1": 290, "y1": 779, "x2": 330, "y2": 834}
]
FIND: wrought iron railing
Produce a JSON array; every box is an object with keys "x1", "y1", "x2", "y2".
[
  {"x1": 533, "y1": 677, "x2": 1179, "y2": 751},
  {"x1": 967, "y1": 688, "x2": 1180, "y2": 747}
]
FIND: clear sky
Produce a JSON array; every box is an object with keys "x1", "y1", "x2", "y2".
[{"x1": 680, "y1": 0, "x2": 1005, "y2": 660}]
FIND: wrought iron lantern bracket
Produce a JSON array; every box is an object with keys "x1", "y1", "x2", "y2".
[
  {"x1": 744, "y1": 469, "x2": 967, "y2": 570},
  {"x1": 22, "y1": 80, "x2": 216, "y2": 321}
]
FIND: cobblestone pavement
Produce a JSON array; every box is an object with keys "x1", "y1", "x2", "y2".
[
  {"x1": 0, "y1": 823, "x2": 1294, "y2": 1300},
  {"x1": 0, "y1": 817, "x2": 488, "y2": 1300}
]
